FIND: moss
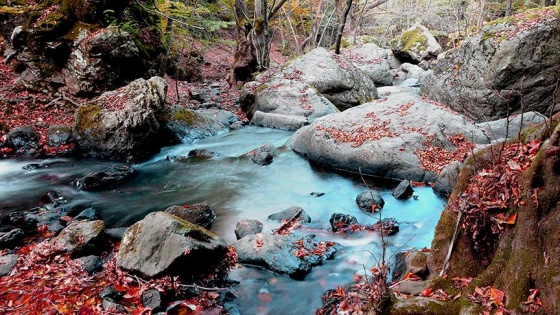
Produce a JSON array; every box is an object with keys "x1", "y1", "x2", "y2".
[
  {"x1": 172, "y1": 108, "x2": 204, "y2": 126},
  {"x1": 481, "y1": 31, "x2": 495, "y2": 43},
  {"x1": 63, "y1": 22, "x2": 99, "y2": 41},
  {"x1": 430, "y1": 277, "x2": 460, "y2": 296},
  {"x1": 74, "y1": 104, "x2": 104, "y2": 138},
  {"x1": 399, "y1": 27, "x2": 428, "y2": 53},
  {"x1": 0, "y1": 6, "x2": 28, "y2": 14},
  {"x1": 389, "y1": 298, "x2": 461, "y2": 314}
]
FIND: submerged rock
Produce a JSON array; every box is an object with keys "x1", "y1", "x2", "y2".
[
  {"x1": 244, "y1": 143, "x2": 279, "y2": 166},
  {"x1": 116, "y1": 212, "x2": 228, "y2": 278},
  {"x1": 75, "y1": 165, "x2": 135, "y2": 191},
  {"x1": 167, "y1": 108, "x2": 239, "y2": 144}
]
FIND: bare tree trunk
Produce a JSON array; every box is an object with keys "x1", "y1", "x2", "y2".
[
  {"x1": 505, "y1": 0, "x2": 512, "y2": 17},
  {"x1": 334, "y1": 0, "x2": 353, "y2": 54},
  {"x1": 230, "y1": 0, "x2": 258, "y2": 86},
  {"x1": 229, "y1": 0, "x2": 289, "y2": 85}
]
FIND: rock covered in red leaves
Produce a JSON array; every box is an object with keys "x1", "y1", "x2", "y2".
[
  {"x1": 73, "y1": 76, "x2": 174, "y2": 162},
  {"x1": 233, "y1": 233, "x2": 337, "y2": 278},
  {"x1": 52, "y1": 220, "x2": 105, "y2": 255},
  {"x1": 116, "y1": 211, "x2": 228, "y2": 278},
  {"x1": 291, "y1": 92, "x2": 489, "y2": 181}
]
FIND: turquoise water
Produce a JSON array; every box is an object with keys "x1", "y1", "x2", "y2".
[{"x1": 0, "y1": 126, "x2": 445, "y2": 314}]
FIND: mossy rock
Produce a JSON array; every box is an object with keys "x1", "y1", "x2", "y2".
[
  {"x1": 399, "y1": 28, "x2": 428, "y2": 54},
  {"x1": 389, "y1": 297, "x2": 460, "y2": 314},
  {"x1": 171, "y1": 108, "x2": 205, "y2": 126},
  {"x1": 428, "y1": 113, "x2": 560, "y2": 312},
  {"x1": 73, "y1": 104, "x2": 104, "y2": 140}
]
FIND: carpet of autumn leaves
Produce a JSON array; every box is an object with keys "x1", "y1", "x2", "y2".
[{"x1": 0, "y1": 232, "x2": 238, "y2": 314}]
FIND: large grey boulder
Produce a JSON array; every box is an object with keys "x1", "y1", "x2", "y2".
[
  {"x1": 421, "y1": 8, "x2": 560, "y2": 121},
  {"x1": 116, "y1": 212, "x2": 228, "y2": 278},
  {"x1": 233, "y1": 233, "x2": 337, "y2": 278},
  {"x1": 291, "y1": 92, "x2": 489, "y2": 181},
  {"x1": 392, "y1": 24, "x2": 442, "y2": 63},
  {"x1": 63, "y1": 26, "x2": 143, "y2": 96},
  {"x1": 344, "y1": 43, "x2": 393, "y2": 86},
  {"x1": 476, "y1": 111, "x2": 547, "y2": 142},
  {"x1": 73, "y1": 76, "x2": 172, "y2": 163},
  {"x1": 241, "y1": 47, "x2": 378, "y2": 130}
]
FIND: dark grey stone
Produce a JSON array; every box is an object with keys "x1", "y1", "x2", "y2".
[
  {"x1": 268, "y1": 206, "x2": 311, "y2": 223},
  {"x1": 356, "y1": 189, "x2": 385, "y2": 213},
  {"x1": 392, "y1": 179, "x2": 414, "y2": 199}
]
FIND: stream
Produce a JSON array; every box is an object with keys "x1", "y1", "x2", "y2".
[{"x1": 0, "y1": 126, "x2": 445, "y2": 314}]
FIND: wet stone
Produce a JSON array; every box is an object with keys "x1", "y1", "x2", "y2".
[
  {"x1": 392, "y1": 179, "x2": 414, "y2": 199},
  {"x1": 164, "y1": 204, "x2": 216, "y2": 228},
  {"x1": 104, "y1": 227, "x2": 128, "y2": 241},
  {"x1": 234, "y1": 219, "x2": 263, "y2": 240},
  {"x1": 75, "y1": 165, "x2": 135, "y2": 191},
  {"x1": 268, "y1": 206, "x2": 311, "y2": 224},
  {"x1": 329, "y1": 213, "x2": 358, "y2": 232},
  {"x1": 356, "y1": 189, "x2": 385, "y2": 213},
  {"x1": 72, "y1": 208, "x2": 100, "y2": 222}
]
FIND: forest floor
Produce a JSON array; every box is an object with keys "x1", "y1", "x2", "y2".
[{"x1": 0, "y1": 30, "x2": 289, "y2": 151}]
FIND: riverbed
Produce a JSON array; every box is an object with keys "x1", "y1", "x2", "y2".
[{"x1": 0, "y1": 126, "x2": 445, "y2": 314}]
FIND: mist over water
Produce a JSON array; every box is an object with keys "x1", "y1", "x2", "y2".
[{"x1": 0, "y1": 126, "x2": 445, "y2": 313}]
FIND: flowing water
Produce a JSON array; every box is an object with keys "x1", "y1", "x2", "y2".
[{"x1": 0, "y1": 126, "x2": 445, "y2": 314}]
